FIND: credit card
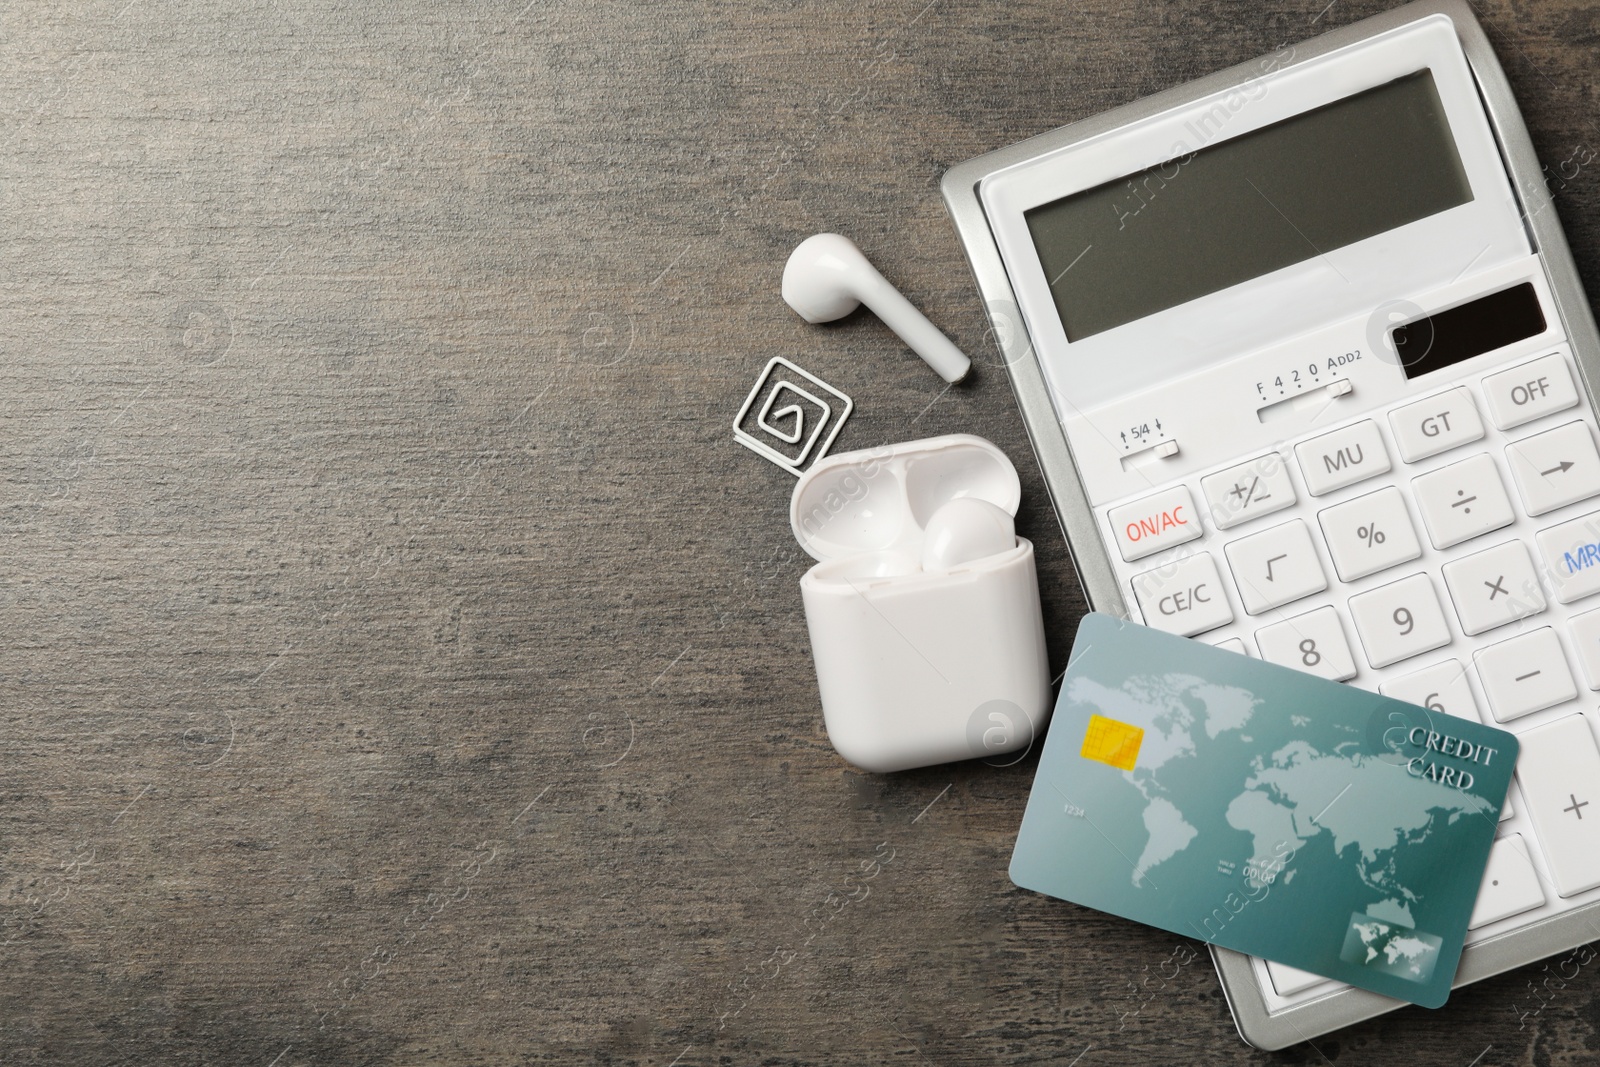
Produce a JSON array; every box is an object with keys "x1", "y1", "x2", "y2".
[{"x1": 1010, "y1": 613, "x2": 1519, "y2": 1008}]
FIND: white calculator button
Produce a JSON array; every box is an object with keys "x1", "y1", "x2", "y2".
[
  {"x1": 1266, "y1": 961, "x2": 1331, "y2": 997},
  {"x1": 1200, "y1": 454, "x2": 1296, "y2": 530},
  {"x1": 1482, "y1": 352, "x2": 1579, "y2": 431},
  {"x1": 1474, "y1": 627, "x2": 1576, "y2": 722},
  {"x1": 1130, "y1": 552, "x2": 1232, "y2": 637},
  {"x1": 1442, "y1": 540, "x2": 1545, "y2": 635},
  {"x1": 1468, "y1": 835, "x2": 1546, "y2": 930},
  {"x1": 1211, "y1": 637, "x2": 1251, "y2": 656},
  {"x1": 1514, "y1": 714, "x2": 1600, "y2": 896},
  {"x1": 1295, "y1": 420, "x2": 1391, "y2": 496},
  {"x1": 1223, "y1": 520, "x2": 1327, "y2": 615},
  {"x1": 1256, "y1": 606, "x2": 1357, "y2": 681},
  {"x1": 1566, "y1": 608, "x2": 1600, "y2": 689},
  {"x1": 1505, "y1": 421, "x2": 1600, "y2": 516},
  {"x1": 1347, "y1": 574, "x2": 1450, "y2": 669},
  {"x1": 1379, "y1": 659, "x2": 1481, "y2": 722},
  {"x1": 1108, "y1": 486, "x2": 1202, "y2": 562},
  {"x1": 1317, "y1": 487, "x2": 1422, "y2": 581},
  {"x1": 1388, "y1": 387, "x2": 1485, "y2": 463},
  {"x1": 1411, "y1": 453, "x2": 1515, "y2": 549},
  {"x1": 1534, "y1": 510, "x2": 1600, "y2": 604}
]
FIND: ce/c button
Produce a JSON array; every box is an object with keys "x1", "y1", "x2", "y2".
[{"x1": 1131, "y1": 551, "x2": 1234, "y2": 637}]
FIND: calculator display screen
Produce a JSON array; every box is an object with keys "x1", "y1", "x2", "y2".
[{"x1": 1026, "y1": 70, "x2": 1473, "y2": 342}]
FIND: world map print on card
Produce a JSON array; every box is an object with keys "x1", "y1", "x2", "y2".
[{"x1": 1010, "y1": 614, "x2": 1517, "y2": 1008}]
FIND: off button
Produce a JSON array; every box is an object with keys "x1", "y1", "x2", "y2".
[
  {"x1": 1108, "y1": 485, "x2": 1202, "y2": 561},
  {"x1": 1483, "y1": 352, "x2": 1578, "y2": 431}
]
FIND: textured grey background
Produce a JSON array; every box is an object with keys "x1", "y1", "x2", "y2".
[{"x1": 1, "y1": 0, "x2": 1597, "y2": 1063}]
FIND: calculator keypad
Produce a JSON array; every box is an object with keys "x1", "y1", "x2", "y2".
[{"x1": 1103, "y1": 347, "x2": 1600, "y2": 973}]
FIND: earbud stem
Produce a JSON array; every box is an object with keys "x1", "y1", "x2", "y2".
[{"x1": 859, "y1": 273, "x2": 972, "y2": 384}]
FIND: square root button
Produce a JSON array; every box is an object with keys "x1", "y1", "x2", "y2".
[{"x1": 1107, "y1": 486, "x2": 1202, "y2": 561}]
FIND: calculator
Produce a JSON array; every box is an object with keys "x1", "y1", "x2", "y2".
[{"x1": 942, "y1": 0, "x2": 1600, "y2": 1049}]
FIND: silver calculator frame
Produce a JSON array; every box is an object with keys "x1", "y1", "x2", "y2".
[{"x1": 940, "y1": 0, "x2": 1600, "y2": 1051}]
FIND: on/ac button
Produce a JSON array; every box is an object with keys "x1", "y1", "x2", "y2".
[{"x1": 1108, "y1": 485, "x2": 1202, "y2": 562}]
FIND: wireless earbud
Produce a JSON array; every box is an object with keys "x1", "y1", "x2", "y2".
[
  {"x1": 921, "y1": 497, "x2": 1016, "y2": 572},
  {"x1": 782, "y1": 233, "x2": 973, "y2": 384}
]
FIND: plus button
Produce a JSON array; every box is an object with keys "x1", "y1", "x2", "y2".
[{"x1": 1563, "y1": 794, "x2": 1590, "y2": 820}]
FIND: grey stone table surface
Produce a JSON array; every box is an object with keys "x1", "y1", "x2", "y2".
[{"x1": 2, "y1": 0, "x2": 1598, "y2": 1063}]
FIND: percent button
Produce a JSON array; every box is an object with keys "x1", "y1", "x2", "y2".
[{"x1": 1319, "y1": 486, "x2": 1423, "y2": 582}]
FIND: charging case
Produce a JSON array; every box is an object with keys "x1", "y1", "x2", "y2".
[{"x1": 790, "y1": 434, "x2": 1051, "y2": 772}]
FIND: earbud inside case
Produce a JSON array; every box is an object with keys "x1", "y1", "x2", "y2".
[{"x1": 790, "y1": 434, "x2": 1052, "y2": 772}]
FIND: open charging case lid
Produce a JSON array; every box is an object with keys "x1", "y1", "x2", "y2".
[{"x1": 789, "y1": 434, "x2": 1022, "y2": 564}]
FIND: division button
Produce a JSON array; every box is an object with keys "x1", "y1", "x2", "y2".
[
  {"x1": 1506, "y1": 421, "x2": 1600, "y2": 516},
  {"x1": 1514, "y1": 713, "x2": 1600, "y2": 897},
  {"x1": 1295, "y1": 420, "x2": 1391, "y2": 496},
  {"x1": 1483, "y1": 352, "x2": 1579, "y2": 431},
  {"x1": 1130, "y1": 551, "x2": 1233, "y2": 637},
  {"x1": 1388, "y1": 387, "x2": 1485, "y2": 463},
  {"x1": 1108, "y1": 485, "x2": 1202, "y2": 562},
  {"x1": 1411, "y1": 453, "x2": 1515, "y2": 549}
]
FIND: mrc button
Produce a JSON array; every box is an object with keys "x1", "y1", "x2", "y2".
[
  {"x1": 1535, "y1": 509, "x2": 1600, "y2": 604},
  {"x1": 1107, "y1": 485, "x2": 1201, "y2": 561},
  {"x1": 1483, "y1": 353, "x2": 1578, "y2": 431}
]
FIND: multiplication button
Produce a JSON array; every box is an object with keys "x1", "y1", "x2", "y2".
[
  {"x1": 1130, "y1": 552, "x2": 1233, "y2": 637},
  {"x1": 1295, "y1": 420, "x2": 1391, "y2": 496},
  {"x1": 1442, "y1": 540, "x2": 1545, "y2": 635},
  {"x1": 1317, "y1": 487, "x2": 1422, "y2": 581}
]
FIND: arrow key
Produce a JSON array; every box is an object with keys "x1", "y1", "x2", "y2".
[{"x1": 1506, "y1": 421, "x2": 1600, "y2": 516}]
